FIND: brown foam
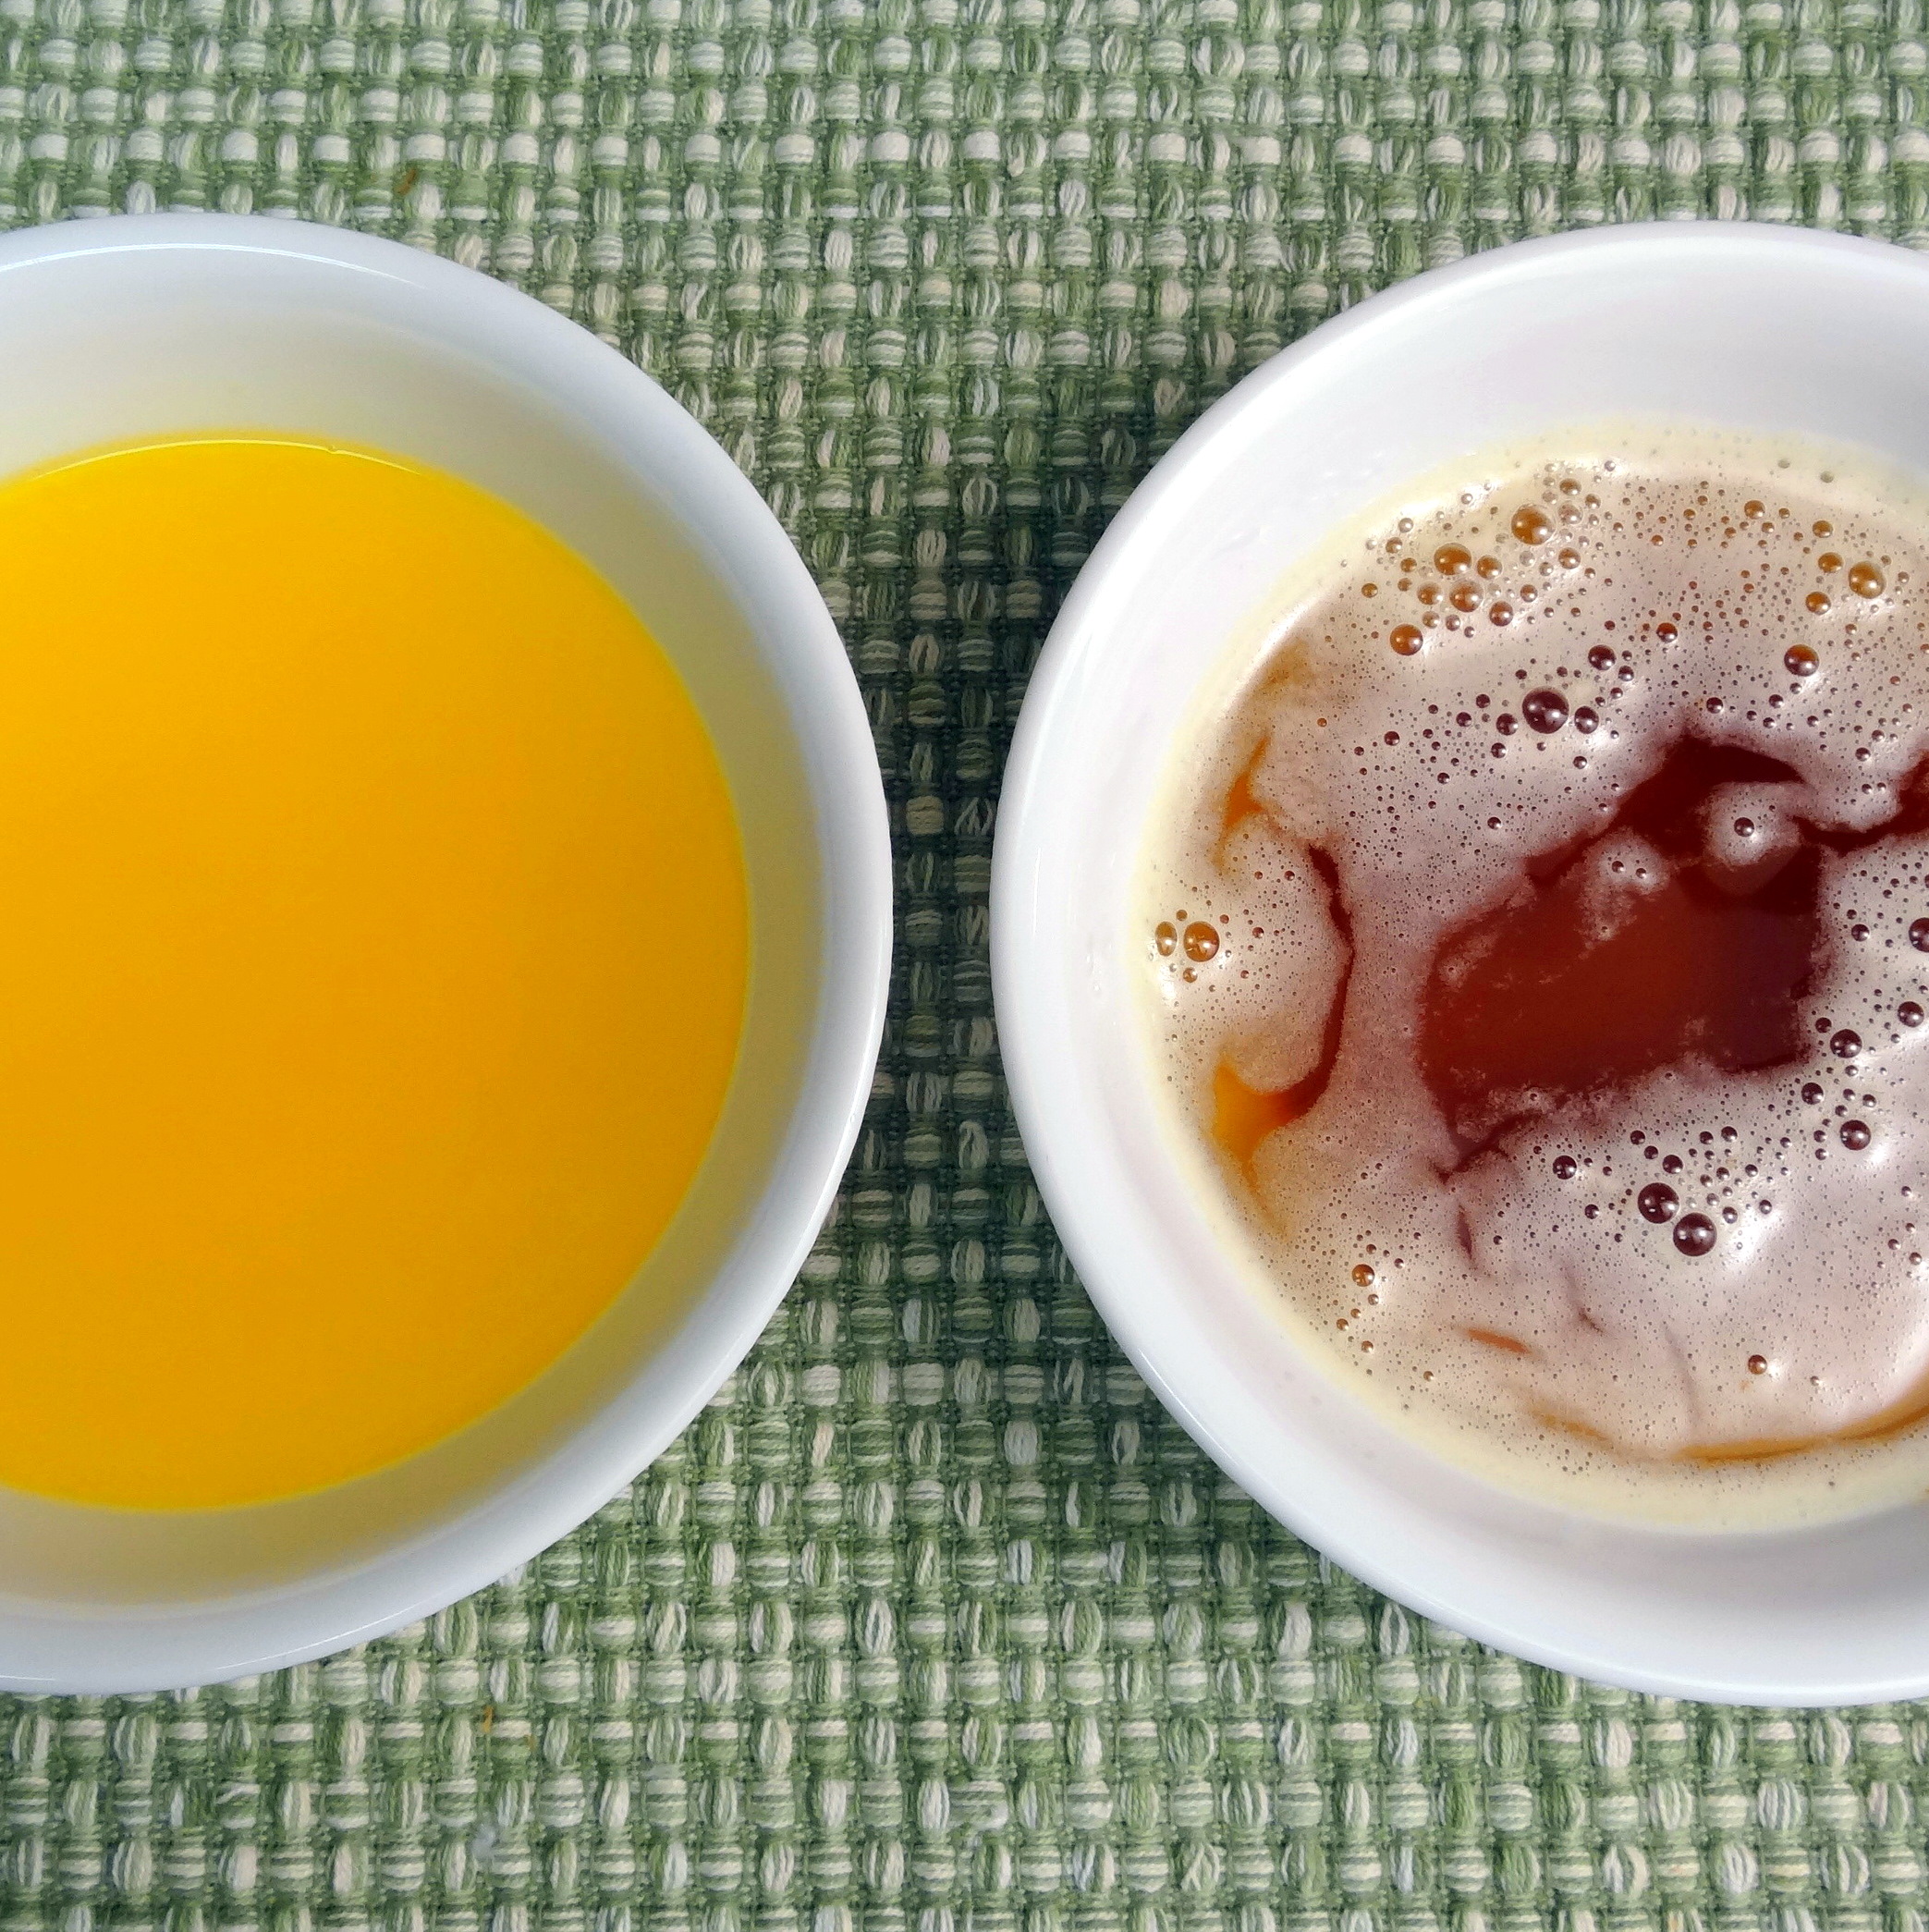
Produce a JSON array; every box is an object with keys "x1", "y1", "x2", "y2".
[{"x1": 1142, "y1": 429, "x2": 1929, "y2": 1519}]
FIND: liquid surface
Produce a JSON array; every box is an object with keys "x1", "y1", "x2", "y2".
[
  {"x1": 0, "y1": 436, "x2": 745, "y2": 1510},
  {"x1": 1145, "y1": 429, "x2": 1929, "y2": 1524}
]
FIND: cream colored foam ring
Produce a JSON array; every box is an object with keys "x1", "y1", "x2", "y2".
[
  {"x1": 995, "y1": 222, "x2": 1929, "y2": 1706},
  {"x1": 0, "y1": 214, "x2": 891, "y2": 1694}
]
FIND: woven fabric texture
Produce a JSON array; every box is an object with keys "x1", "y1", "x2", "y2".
[{"x1": 5, "y1": 0, "x2": 1929, "y2": 1925}]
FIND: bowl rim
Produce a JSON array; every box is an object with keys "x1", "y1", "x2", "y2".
[
  {"x1": 0, "y1": 212, "x2": 891, "y2": 1693},
  {"x1": 991, "y1": 219, "x2": 1929, "y2": 1706}
]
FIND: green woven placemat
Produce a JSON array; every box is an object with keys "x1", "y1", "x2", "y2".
[{"x1": 5, "y1": 0, "x2": 1929, "y2": 1924}]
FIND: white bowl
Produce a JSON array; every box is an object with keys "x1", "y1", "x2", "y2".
[
  {"x1": 0, "y1": 214, "x2": 890, "y2": 1694},
  {"x1": 994, "y1": 222, "x2": 1929, "y2": 1706}
]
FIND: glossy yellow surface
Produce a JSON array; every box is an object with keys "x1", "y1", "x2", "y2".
[{"x1": 0, "y1": 436, "x2": 746, "y2": 1509}]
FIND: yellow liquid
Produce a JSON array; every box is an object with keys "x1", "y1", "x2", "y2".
[{"x1": 0, "y1": 435, "x2": 747, "y2": 1510}]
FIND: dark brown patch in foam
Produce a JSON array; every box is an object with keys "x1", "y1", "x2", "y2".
[
  {"x1": 1419, "y1": 740, "x2": 1822, "y2": 1151},
  {"x1": 1211, "y1": 847, "x2": 1355, "y2": 1179},
  {"x1": 1421, "y1": 740, "x2": 1929, "y2": 1154}
]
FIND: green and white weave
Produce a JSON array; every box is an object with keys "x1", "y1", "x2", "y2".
[{"x1": 5, "y1": 0, "x2": 1929, "y2": 1923}]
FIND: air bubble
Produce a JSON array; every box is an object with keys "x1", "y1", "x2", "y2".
[
  {"x1": 1832, "y1": 1030, "x2": 1863, "y2": 1059},
  {"x1": 1786, "y1": 644, "x2": 1820, "y2": 678},
  {"x1": 1850, "y1": 562, "x2": 1886, "y2": 598},
  {"x1": 1511, "y1": 506, "x2": 1553, "y2": 545},
  {"x1": 1522, "y1": 690, "x2": 1569, "y2": 734},
  {"x1": 1182, "y1": 922, "x2": 1220, "y2": 963},
  {"x1": 1588, "y1": 645, "x2": 1616, "y2": 671},
  {"x1": 1352, "y1": 1263, "x2": 1375, "y2": 1288},
  {"x1": 1435, "y1": 544, "x2": 1471, "y2": 575},
  {"x1": 1842, "y1": 1119, "x2": 1873, "y2": 1150},
  {"x1": 1638, "y1": 1182, "x2": 1679, "y2": 1223},
  {"x1": 1673, "y1": 1215, "x2": 1717, "y2": 1256},
  {"x1": 1390, "y1": 624, "x2": 1423, "y2": 656},
  {"x1": 1154, "y1": 922, "x2": 1178, "y2": 957},
  {"x1": 1552, "y1": 1155, "x2": 1578, "y2": 1180},
  {"x1": 1904, "y1": 1002, "x2": 1925, "y2": 1028}
]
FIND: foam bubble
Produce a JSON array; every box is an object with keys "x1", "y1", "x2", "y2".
[{"x1": 1142, "y1": 427, "x2": 1929, "y2": 1526}]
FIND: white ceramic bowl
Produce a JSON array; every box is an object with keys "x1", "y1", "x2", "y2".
[
  {"x1": 994, "y1": 222, "x2": 1929, "y2": 1706},
  {"x1": 0, "y1": 214, "x2": 889, "y2": 1694}
]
